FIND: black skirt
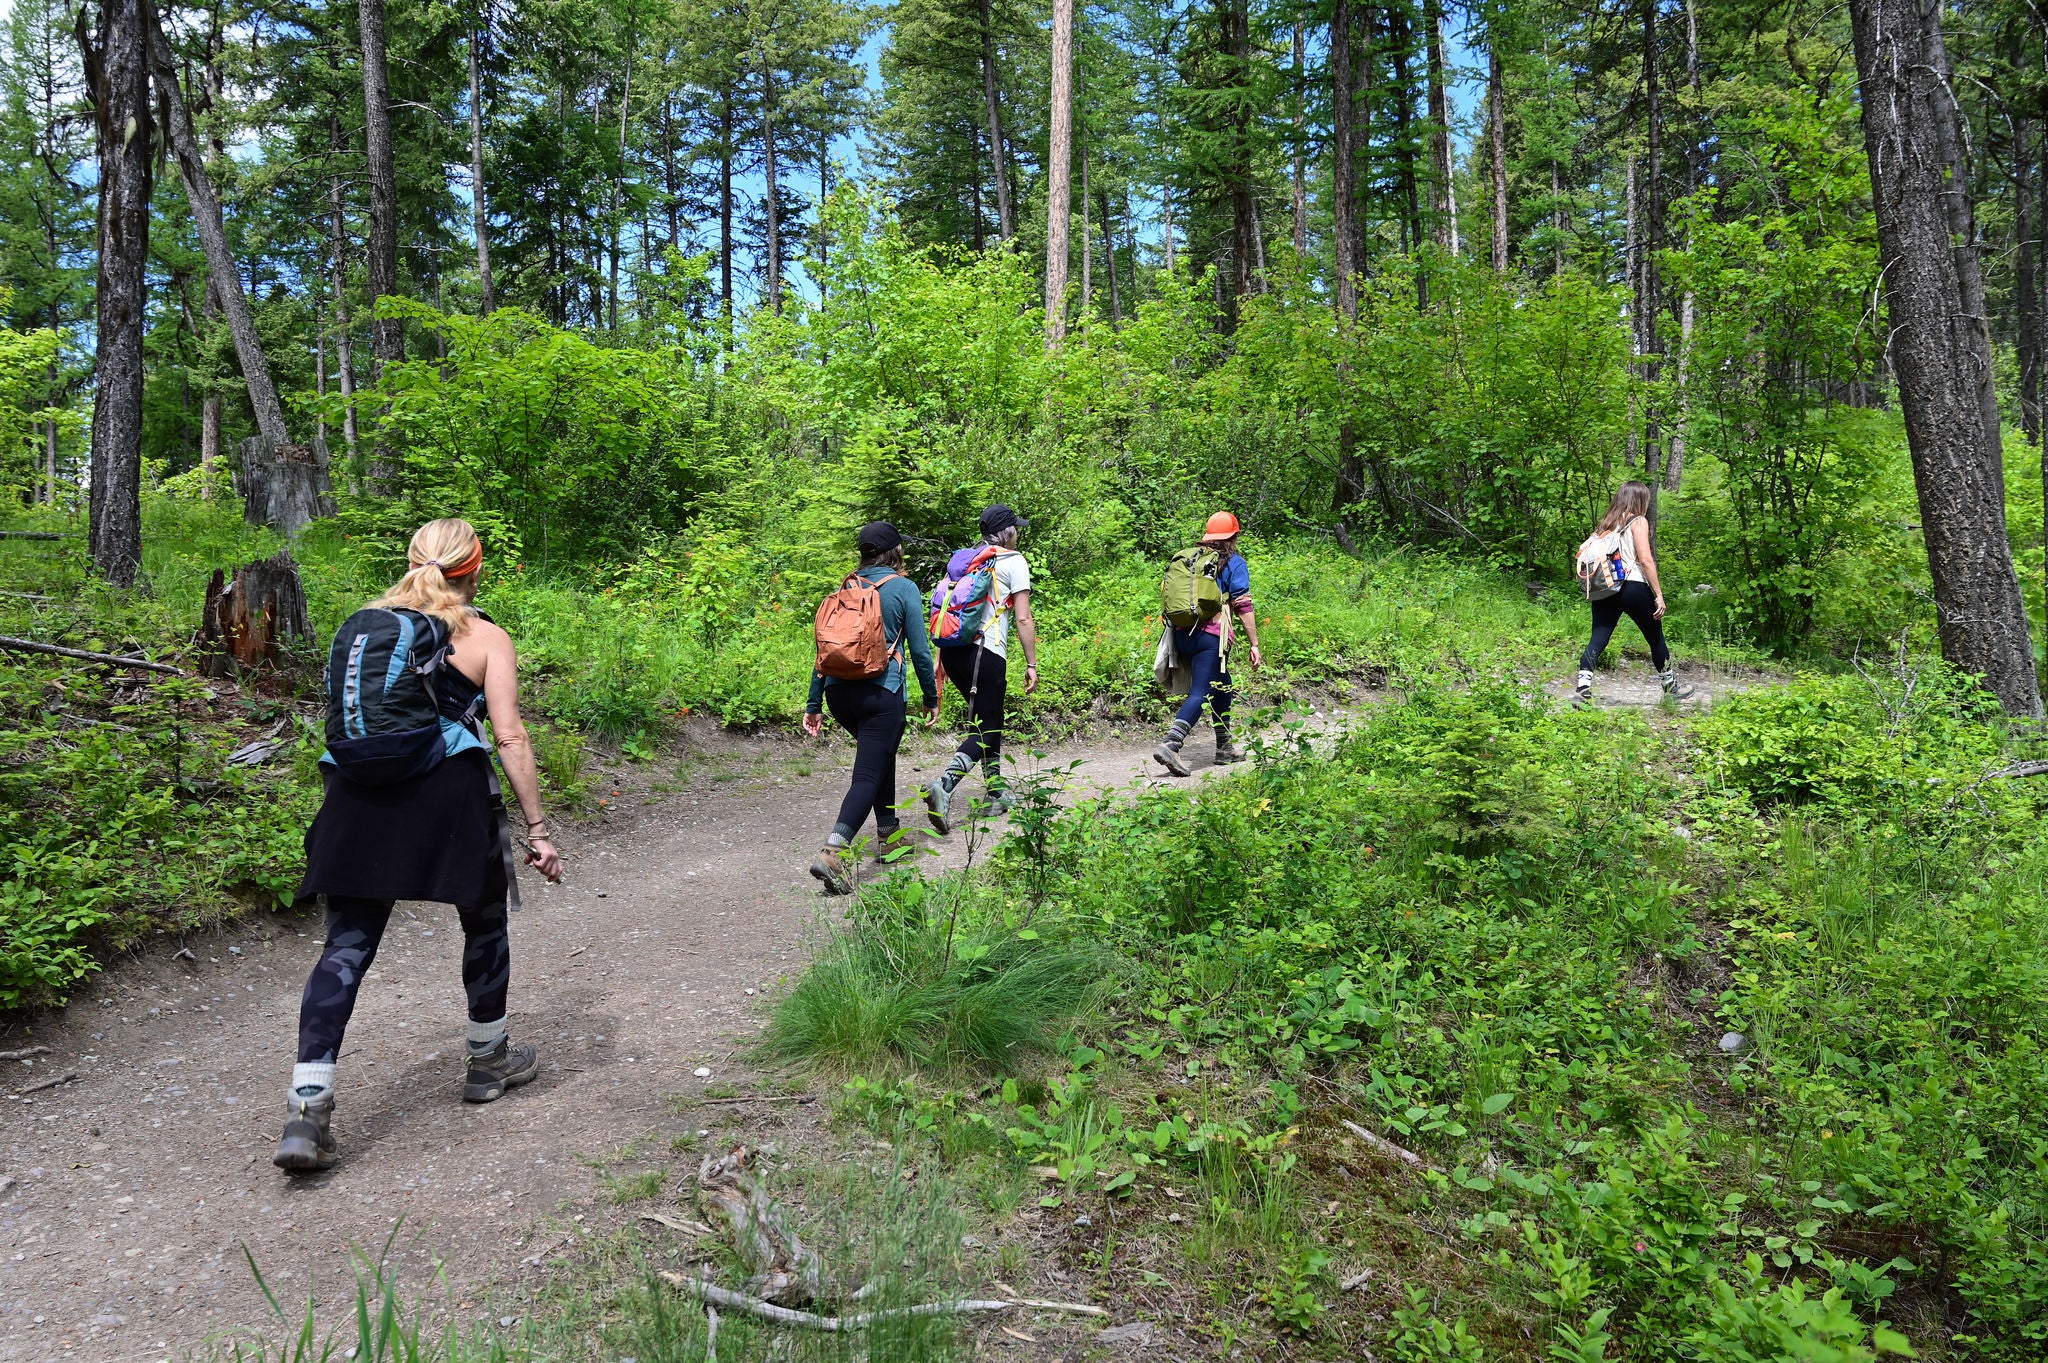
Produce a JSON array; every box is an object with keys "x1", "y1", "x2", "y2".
[{"x1": 300, "y1": 750, "x2": 499, "y2": 906}]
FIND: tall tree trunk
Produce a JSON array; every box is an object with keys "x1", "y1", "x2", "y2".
[
  {"x1": 469, "y1": 17, "x2": 494, "y2": 313},
  {"x1": 1488, "y1": 29, "x2": 1508, "y2": 272},
  {"x1": 818, "y1": 127, "x2": 829, "y2": 288},
  {"x1": 1425, "y1": 0, "x2": 1452, "y2": 252},
  {"x1": 1332, "y1": 0, "x2": 1357, "y2": 318},
  {"x1": 146, "y1": 8, "x2": 290, "y2": 449},
  {"x1": 663, "y1": 94, "x2": 678, "y2": 252},
  {"x1": 1291, "y1": 21, "x2": 1307, "y2": 257},
  {"x1": 719, "y1": 92, "x2": 734, "y2": 326},
  {"x1": 78, "y1": 0, "x2": 151, "y2": 586},
  {"x1": 2017, "y1": 72, "x2": 2039, "y2": 443},
  {"x1": 1080, "y1": 125, "x2": 1092, "y2": 322},
  {"x1": 359, "y1": 0, "x2": 401, "y2": 489},
  {"x1": 1391, "y1": 4, "x2": 1422, "y2": 294},
  {"x1": 1848, "y1": 0, "x2": 2043, "y2": 717},
  {"x1": 972, "y1": 124, "x2": 987, "y2": 251},
  {"x1": 201, "y1": 280, "x2": 221, "y2": 499},
  {"x1": 1045, "y1": 0, "x2": 1075, "y2": 346},
  {"x1": 1224, "y1": 0, "x2": 1256, "y2": 315},
  {"x1": 761, "y1": 65, "x2": 781, "y2": 313},
  {"x1": 1639, "y1": 0, "x2": 1663, "y2": 481},
  {"x1": 978, "y1": 0, "x2": 1014, "y2": 242},
  {"x1": 1161, "y1": 184, "x2": 1175, "y2": 274},
  {"x1": 1101, "y1": 184, "x2": 1122, "y2": 326},
  {"x1": 329, "y1": 113, "x2": 358, "y2": 470}
]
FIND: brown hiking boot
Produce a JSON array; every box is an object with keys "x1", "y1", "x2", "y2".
[{"x1": 809, "y1": 845, "x2": 855, "y2": 895}]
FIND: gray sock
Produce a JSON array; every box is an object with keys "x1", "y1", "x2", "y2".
[
  {"x1": 938, "y1": 750, "x2": 974, "y2": 792},
  {"x1": 466, "y1": 1016, "x2": 507, "y2": 1058}
]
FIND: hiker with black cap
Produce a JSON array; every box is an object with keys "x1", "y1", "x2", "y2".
[
  {"x1": 922, "y1": 503, "x2": 1038, "y2": 829},
  {"x1": 803, "y1": 520, "x2": 939, "y2": 894}
]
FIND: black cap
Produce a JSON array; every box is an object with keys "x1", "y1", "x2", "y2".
[
  {"x1": 856, "y1": 521, "x2": 902, "y2": 554},
  {"x1": 979, "y1": 504, "x2": 1029, "y2": 538}
]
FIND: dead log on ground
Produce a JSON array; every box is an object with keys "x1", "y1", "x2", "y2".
[{"x1": 694, "y1": 1145, "x2": 828, "y2": 1303}]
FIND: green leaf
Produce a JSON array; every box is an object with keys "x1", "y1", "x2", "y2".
[
  {"x1": 1872, "y1": 1328, "x2": 1915, "y2": 1357},
  {"x1": 1481, "y1": 1092, "x2": 1515, "y2": 1116}
]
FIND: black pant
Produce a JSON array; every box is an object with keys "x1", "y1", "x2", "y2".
[
  {"x1": 824, "y1": 680, "x2": 908, "y2": 838},
  {"x1": 938, "y1": 645, "x2": 1007, "y2": 783},
  {"x1": 1581, "y1": 580, "x2": 1669, "y2": 671},
  {"x1": 296, "y1": 838, "x2": 511, "y2": 1064}
]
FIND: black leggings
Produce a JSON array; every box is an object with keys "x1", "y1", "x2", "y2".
[
  {"x1": 1581, "y1": 581, "x2": 1669, "y2": 671},
  {"x1": 296, "y1": 850, "x2": 510, "y2": 1065},
  {"x1": 824, "y1": 680, "x2": 908, "y2": 838},
  {"x1": 939, "y1": 646, "x2": 1007, "y2": 783}
]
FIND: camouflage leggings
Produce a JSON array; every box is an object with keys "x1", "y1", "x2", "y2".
[{"x1": 296, "y1": 868, "x2": 510, "y2": 1065}]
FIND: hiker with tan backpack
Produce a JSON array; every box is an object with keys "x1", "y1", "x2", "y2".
[
  {"x1": 803, "y1": 521, "x2": 939, "y2": 893},
  {"x1": 1572, "y1": 481, "x2": 1696, "y2": 704}
]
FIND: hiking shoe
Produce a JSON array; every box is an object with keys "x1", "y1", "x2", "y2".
[
  {"x1": 463, "y1": 1040, "x2": 540, "y2": 1103},
  {"x1": 809, "y1": 845, "x2": 856, "y2": 895},
  {"x1": 1213, "y1": 741, "x2": 1246, "y2": 765},
  {"x1": 922, "y1": 781, "x2": 954, "y2": 835},
  {"x1": 1659, "y1": 668, "x2": 1698, "y2": 700},
  {"x1": 873, "y1": 826, "x2": 914, "y2": 865},
  {"x1": 978, "y1": 791, "x2": 1013, "y2": 818},
  {"x1": 1572, "y1": 670, "x2": 1595, "y2": 706},
  {"x1": 273, "y1": 1090, "x2": 338, "y2": 1172},
  {"x1": 1154, "y1": 743, "x2": 1191, "y2": 777}
]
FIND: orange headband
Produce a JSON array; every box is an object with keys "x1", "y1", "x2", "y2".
[{"x1": 420, "y1": 540, "x2": 483, "y2": 580}]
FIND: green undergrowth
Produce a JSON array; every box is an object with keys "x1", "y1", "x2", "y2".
[{"x1": 768, "y1": 663, "x2": 2048, "y2": 1359}]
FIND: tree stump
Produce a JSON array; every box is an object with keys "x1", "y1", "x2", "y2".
[
  {"x1": 200, "y1": 551, "x2": 311, "y2": 678},
  {"x1": 239, "y1": 435, "x2": 333, "y2": 536}
]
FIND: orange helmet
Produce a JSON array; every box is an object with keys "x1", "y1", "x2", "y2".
[{"x1": 1202, "y1": 511, "x2": 1241, "y2": 542}]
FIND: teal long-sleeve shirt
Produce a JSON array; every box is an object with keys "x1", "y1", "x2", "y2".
[{"x1": 806, "y1": 565, "x2": 940, "y2": 713}]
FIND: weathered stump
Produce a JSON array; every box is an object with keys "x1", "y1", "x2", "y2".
[
  {"x1": 239, "y1": 435, "x2": 334, "y2": 536},
  {"x1": 200, "y1": 551, "x2": 311, "y2": 678}
]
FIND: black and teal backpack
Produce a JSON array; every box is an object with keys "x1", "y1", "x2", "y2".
[{"x1": 322, "y1": 607, "x2": 452, "y2": 784}]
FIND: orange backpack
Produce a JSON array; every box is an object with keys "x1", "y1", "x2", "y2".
[{"x1": 814, "y1": 572, "x2": 905, "y2": 680}]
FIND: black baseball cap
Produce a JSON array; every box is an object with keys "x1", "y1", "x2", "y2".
[
  {"x1": 856, "y1": 520, "x2": 902, "y2": 553},
  {"x1": 980, "y1": 504, "x2": 1029, "y2": 537}
]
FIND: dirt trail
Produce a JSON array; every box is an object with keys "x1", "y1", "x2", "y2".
[{"x1": 0, "y1": 663, "x2": 1749, "y2": 1361}]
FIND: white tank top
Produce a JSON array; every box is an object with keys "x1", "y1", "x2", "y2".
[{"x1": 1611, "y1": 516, "x2": 1644, "y2": 583}]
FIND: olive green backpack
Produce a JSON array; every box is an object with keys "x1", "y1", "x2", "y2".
[{"x1": 1160, "y1": 546, "x2": 1226, "y2": 629}]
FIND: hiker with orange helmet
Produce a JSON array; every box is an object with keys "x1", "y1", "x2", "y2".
[{"x1": 1154, "y1": 511, "x2": 1262, "y2": 776}]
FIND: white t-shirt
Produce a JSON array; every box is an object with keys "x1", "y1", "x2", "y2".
[{"x1": 981, "y1": 550, "x2": 1031, "y2": 661}]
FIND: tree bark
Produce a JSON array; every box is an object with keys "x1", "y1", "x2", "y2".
[
  {"x1": 761, "y1": 65, "x2": 781, "y2": 313},
  {"x1": 978, "y1": 0, "x2": 1013, "y2": 242},
  {"x1": 1425, "y1": 0, "x2": 1451, "y2": 252},
  {"x1": 1848, "y1": 0, "x2": 2042, "y2": 716},
  {"x1": 469, "y1": 16, "x2": 494, "y2": 314},
  {"x1": 358, "y1": 0, "x2": 401, "y2": 489},
  {"x1": 720, "y1": 90, "x2": 734, "y2": 326},
  {"x1": 1223, "y1": 0, "x2": 1256, "y2": 315},
  {"x1": 2017, "y1": 106, "x2": 2038, "y2": 445},
  {"x1": 328, "y1": 111, "x2": 358, "y2": 470},
  {"x1": 1291, "y1": 21, "x2": 1307, "y2": 257},
  {"x1": 1331, "y1": 0, "x2": 1357, "y2": 319},
  {"x1": 1045, "y1": 0, "x2": 1075, "y2": 346},
  {"x1": 1101, "y1": 184, "x2": 1122, "y2": 326},
  {"x1": 1638, "y1": 0, "x2": 1663, "y2": 481},
  {"x1": 78, "y1": 0, "x2": 151, "y2": 586},
  {"x1": 1079, "y1": 122, "x2": 1092, "y2": 321},
  {"x1": 145, "y1": 7, "x2": 290, "y2": 451},
  {"x1": 199, "y1": 552, "x2": 310, "y2": 678},
  {"x1": 1488, "y1": 30, "x2": 1508, "y2": 273}
]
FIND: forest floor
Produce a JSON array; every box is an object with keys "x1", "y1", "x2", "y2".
[{"x1": 0, "y1": 658, "x2": 1755, "y2": 1362}]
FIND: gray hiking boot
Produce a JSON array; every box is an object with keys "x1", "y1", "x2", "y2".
[
  {"x1": 273, "y1": 1089, "x2": 338, "y2": 1172},
  {"x1": 978, "y1": 790, "x2": 1013, "y2": 818},
  {"x1": 1659, "y1": 667, "x2": 1698, "y2": 700},
  {"x1": 922, "y1": 780, "x2": 955, "y2": 835},
  {"x1": 1154, "y1": 742, "x2": 1192, "y2": 777},
  {"x1": 809, "y1": 844, "x2": 856, "y2": 895},
  {"x1": 1572, "y1": 670, "x2": 1595, "y2": 706},
  {"x1": 463, "y1": 1039, "x2": 540, "y2": 1103},
  {"x1": 1213, "y1": 739, "x2": 1246, "y2": 764}
]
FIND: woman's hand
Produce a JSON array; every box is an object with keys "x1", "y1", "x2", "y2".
[
  {"x1": 1024, "y1": 664, "x2": 1039, "y2": 694},
  {"x1": 1248, "y1": 643, "x2": 1264, "y2": 670},
  {"x1": 525, "y1": 836, "x2": 563, "y2": 883},
  {"x1": 802, "y1": 712, "x2": 824, "y2": 738},
  {"x1": 1654, "y1": 593, "x2": 1667, "y2": 620},
  {"x1": 922, "y1": 705, "x2": 939, "y2": 726}
]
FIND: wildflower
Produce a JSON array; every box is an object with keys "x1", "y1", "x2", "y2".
[{"x1": 1633, "y1": 1239, "x2": 1647, "y2": 1253}]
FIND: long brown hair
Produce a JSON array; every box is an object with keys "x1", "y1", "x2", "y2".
[
  {"x1": 371, "y1": 518, "x2": 482, "y2": 636},
  {"x1": 1595, "y1": 481, "x2": 1653, "y2": 535}
]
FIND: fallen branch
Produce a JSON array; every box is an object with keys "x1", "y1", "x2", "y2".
[
  {"x1": 0, "y1": 636, "x2": 184, "y2": 676},
  {"x1": 639, "y1": 1211, "x2": 714, "y2": 1236},
  {"x1": 1340, "y1": 1119, "x2": 1442, "y2": 1173},
  {"x1": 696, "y1": 1145, "x2": 828, "y2": 1302},
  {"x1": 658, "y1": 1275, "x2": 1104, "y2": 1331},
  {"x1": 1341, "y1": 1268, "x2": 1374, "y2": 1292},
  {"x1": 0, "y1": 1046, "x2": 52, "y2": 1061},
  {"x1": 690, "y1": 1094, "x2": 817, "y2": 1107},
  {"x1": 18, "y1": 1070, "x2": 77, "y2": 1094},
  {"x1": 0, "y1": 531, "x2": 74, "y2": 540},
  {"x1": 1987, "y1": 760, "x2": 2048, "y2": 780}
]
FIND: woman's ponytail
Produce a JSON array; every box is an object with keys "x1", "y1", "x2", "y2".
[{"x1": 370, "y1": 519, "x2": 483, "y2": 635}]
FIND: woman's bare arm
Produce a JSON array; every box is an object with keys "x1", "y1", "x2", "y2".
[
  {"x1": 477, "y1": 622, "x2": 563, "y2": 881},
  {"x1": 1632, "y1": 519, "x2": 1668, "y2": 616}
]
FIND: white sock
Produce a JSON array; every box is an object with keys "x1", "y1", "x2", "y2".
[
  {"x1": 467, "y1": 1016, "x2": 508, "y2": 1055},
  {"x1": 290, "y1": 1062, "x2": 335, "y2": 1101}
]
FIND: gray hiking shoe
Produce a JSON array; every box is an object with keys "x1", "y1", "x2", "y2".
[
  {"x1": 273, "y1": 1089, "x2": 338, "y2": 1172},
  {"x1": 1154, "y1": 743, "x2": 1192, "y2": 777},
  {"x1": 978, "y1": 791, "x2": 1013, "y2": 818},
  {"x1": 809, "y1": 845, "x2": 856, "y2": 895},
  {"x1": 463, "y1": 1039, "x2": 540, "y2": 1103},
  {"x1": 1572, "y1": 670, "x2": 1595, "y2": 706},
  {"x1": 1659, "y1": 668, "x2": 1698, "y2": 700},
  {"x1": 1213, "y1": 741, "x2": 1246, "y2": 765},
  {"x1": 922, "y1": 781, "x2": 954, "y2": 835}
]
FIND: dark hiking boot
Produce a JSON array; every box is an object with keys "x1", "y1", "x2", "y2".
[
  {"x1": 1213, "y1": 742, "x2": 1246, "y2": 764},
  {"x1": 1154, "y1": 742, "x2": 1192, "y2": 777},
  {"x1": 978, "y1": 791, "x2": 1013, "y2": 817},
  {"x1": 463, "y1": 1039, "x2": 540, "y2": 1103},
  {"x1": 922, "y1": 781, "x2": 955, "y2": 835},
  {"x1": 273, "y1": 1089, "x2": 338, "y2": 1172},
  {"x1": 1659, "y1": 667, "x2": 1698, "y2": 700},
  {"x1": 809, "y1": 845, "x2": 856, "y2": 895},
  {"x1": 1572, "y1": 670, "x2": 1595, "y2": 706}
]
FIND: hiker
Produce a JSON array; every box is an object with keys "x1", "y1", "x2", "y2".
[
  {"x1": 1154, "y1": 511, "x2": 1262, "y2": 775},
  {"x1": 275, "y1": 518, "x2": 563, "y2": 1172},
  {"x1": 803, "y1": 520, "x2": 939, "y2": 893},
  {"x1": 1572, "y1": 481, "x2": 1696, "y2": 703},
  {"x1": 922, "y1": 503, "x2": 1038, "y2": 829}
]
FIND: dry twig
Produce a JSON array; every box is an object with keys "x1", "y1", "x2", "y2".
[
  {"x1": 18, "y1": 1070, "x2": 77, "y2": 1094},
  {"x1": 0, "y1": 1046, "x2": 52, "y2": 1062},
  {"x1": 658, "y1": 1275, "x2": 1106, "y2": 1331},
  {"x1": 1340, "y1": 1119, "x2": 1442, "y2": 1173},
  {"x1": 0, "y1": 636, "x2": 183, "y2": 675}
]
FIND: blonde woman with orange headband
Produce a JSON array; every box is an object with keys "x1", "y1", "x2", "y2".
[{"x1": 276, "y1": 518, "x2": 563, "y2": 1172}]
